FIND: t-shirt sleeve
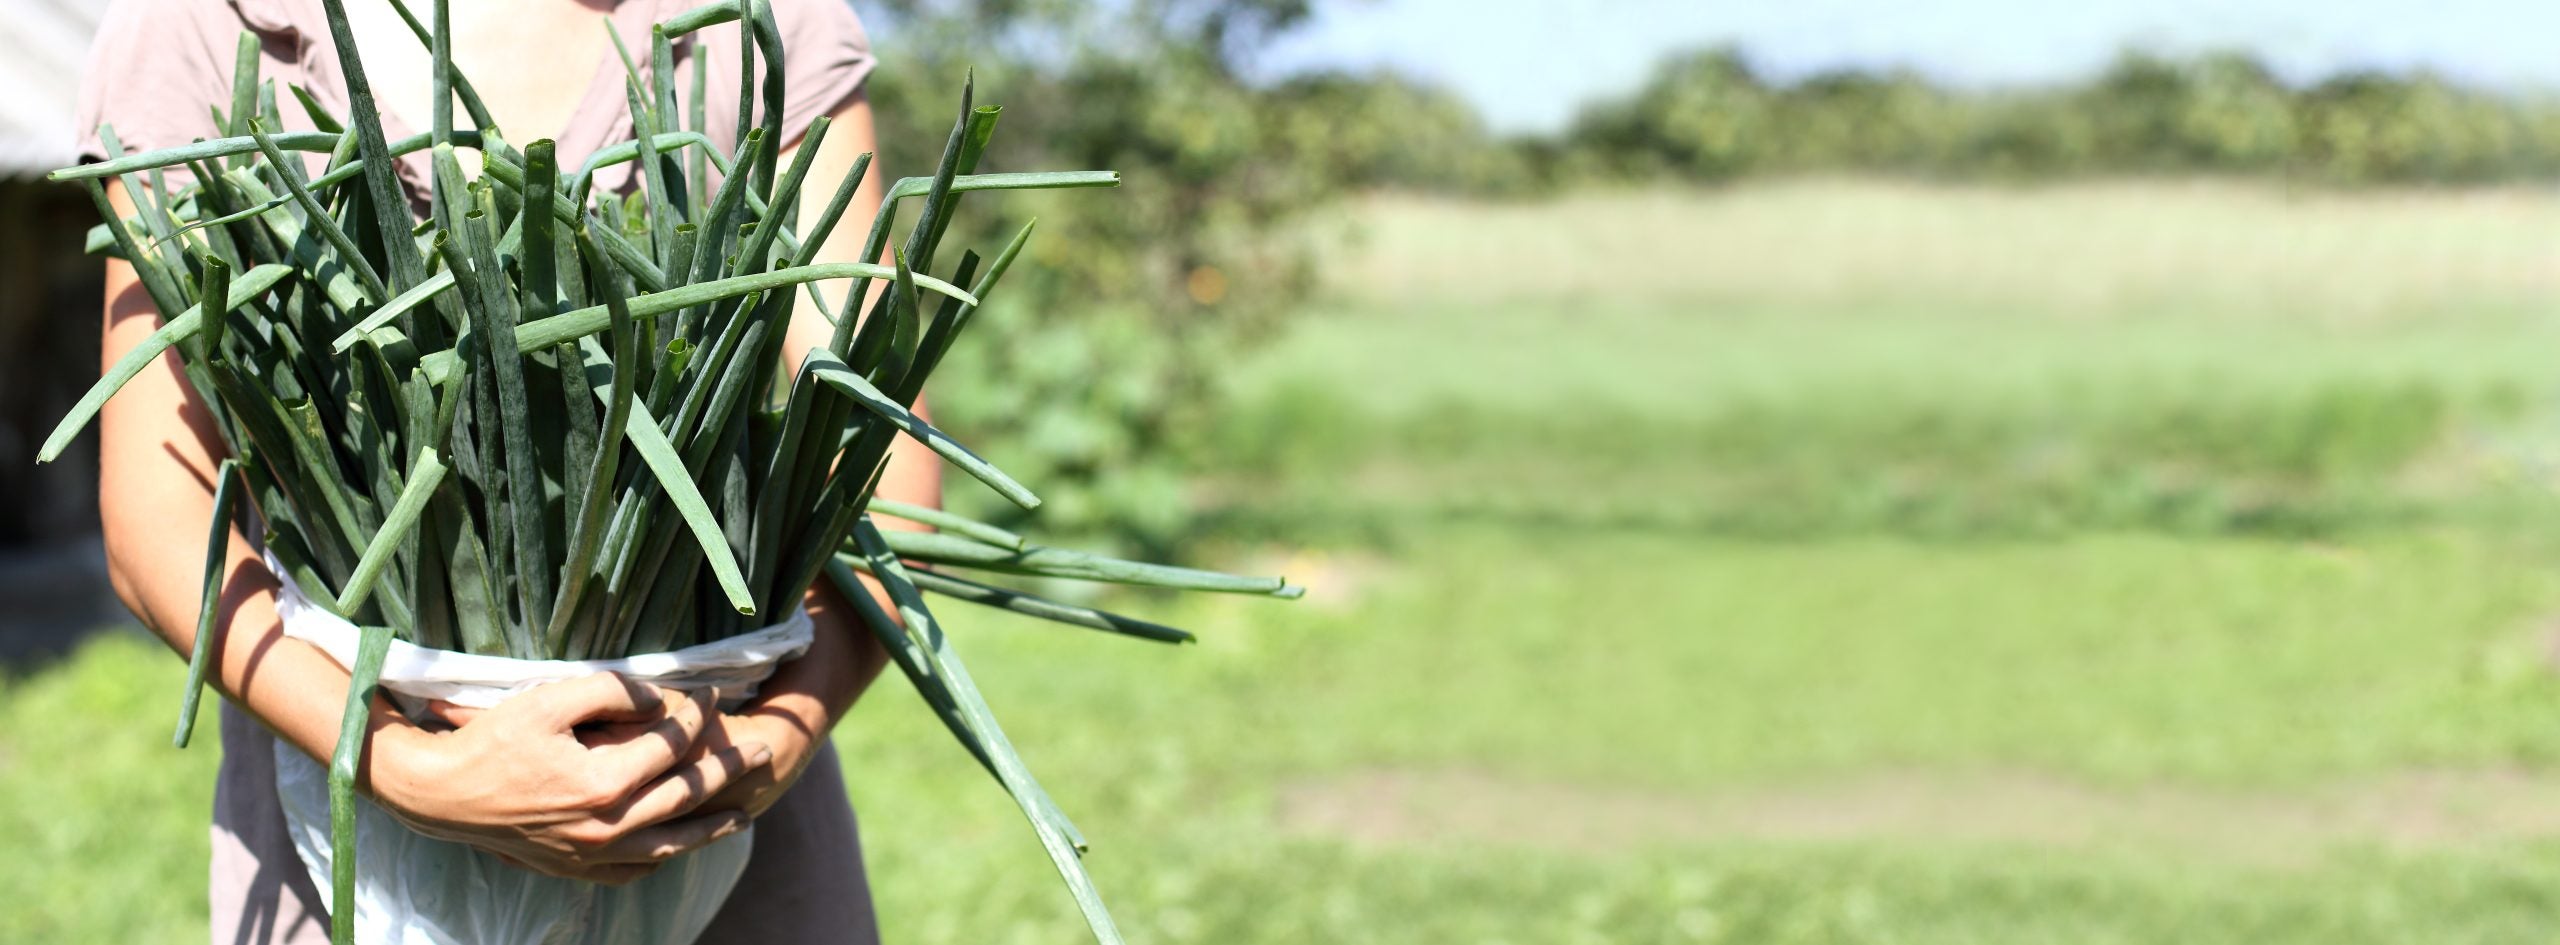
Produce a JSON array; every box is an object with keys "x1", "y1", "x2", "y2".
[
  {"x1": 72, "y1": 0, "x2": 244, "y2": 174},
  {"x1": 771, "y1": 0, "x2": 876, "y2": 148}
]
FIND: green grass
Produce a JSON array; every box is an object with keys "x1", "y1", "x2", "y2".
[
  {"x1": 26, "y1": 522, "x2": 2560, "y2": 942},
  {"x1": 1212, "y1": 182, "x2": 2560, "y2": 538},
  {"x1": 0, "y1": 633, "x2": 220, "y2": 942},
  {"x1": 19, "y1": 179, "x2": 2560, "y2": 942}
]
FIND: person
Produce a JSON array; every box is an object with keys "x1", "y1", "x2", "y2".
[{"x1": 74, "y1": 1, "x2": 928, "y2": 941}]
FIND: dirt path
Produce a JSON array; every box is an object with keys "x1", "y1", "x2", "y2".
[{"x1": 1278, "y1": 768, "x2": 2560, "y2": 865}]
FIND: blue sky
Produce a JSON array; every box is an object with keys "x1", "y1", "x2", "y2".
[{"x1": 1259, "y1": 0, "x2": 2560, "y2": 133}]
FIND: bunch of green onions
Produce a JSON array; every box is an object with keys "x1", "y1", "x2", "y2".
[{"x1": 39, "y1": 1, "x2": 1297, "y2": 942}]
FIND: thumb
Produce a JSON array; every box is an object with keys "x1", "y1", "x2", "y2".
[{"x1": 508, "y1": 673, "x2": 668, "y2": 731}]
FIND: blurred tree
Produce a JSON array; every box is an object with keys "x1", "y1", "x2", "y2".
[
  {"x1": 1954, "y1": 91, "x2": 2099, "y2": 178},
  {"x1": 863, "y1": 0, "x2": 1339, "y2": 554},
  {"x1": 2081, "y1": 51, "x2": 2193, "y2": 171},
  {"x1": 1268, "y1": 70, "x2": 1530, "y2": 194},
  {"x1": 2172, "y1": 53, "x2": 2295, "y2": 171},
  {"x1": 2296, "y1": 71, "x2": 2540, "y2": 183},
  {"x1": 1564, "y1": 44, "x2": 2560, "y2": 186},
  {"x1": 1572, "y1": 47, "x2": 1772, "y2": 181},
  {"x1": 1768, "y1": 68, "x2": 1952, "y2": 173}
]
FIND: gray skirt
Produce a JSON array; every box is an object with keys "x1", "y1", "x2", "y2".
[{"x1": 208, "y1": 703, "x2": 880, "y2": 945}]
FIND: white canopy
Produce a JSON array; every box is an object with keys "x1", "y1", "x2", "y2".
[{"x1": 0, "y1": 0, "x2": 109, "y2": 177}]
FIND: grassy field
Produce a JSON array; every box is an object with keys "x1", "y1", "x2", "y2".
[
  {"x1": 15, "y1": 179, "x2": 2560, "y2": 942},
  {"x1": 1215, "y1": 180, "x2": 2560, "y2": 540}
]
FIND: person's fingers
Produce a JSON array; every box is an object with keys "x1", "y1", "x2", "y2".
[
  {"x1": 610, "y1": 743, "x2": 773, "y2": 829},
  {"x1": 594, "y1": 809, "x2": 752, "y2": 864},
  {"x1": 424, "y1": 699, "x2": 485, "y2": 729},
  {"x1": 585, "y1": 689, "x2": 713, "y2": 794},
  {"x1": 698, "y1": 762, "x2": 785, "y2": 822},
  {"x1": 576, "y1": 687, "x2": 699, "y2": 750},
  {"x1": 511, "y1": 673, "x2": 663, "y2": 730}
]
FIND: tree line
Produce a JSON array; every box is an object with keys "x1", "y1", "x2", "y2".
[
  {"x1": 947, "y1": 43, "x2": 2560, "y2": 203},
  {"x1": 1559, "y1": 48, "x2": 2560, "y2": 187}
]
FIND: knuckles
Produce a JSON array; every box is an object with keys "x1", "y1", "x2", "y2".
[
  {"x1": 557, "y1": 820, "x2": 623, "y2": 848},
  {"x1": 570, "y1": 771, "x2": 639, "y2": 813}
]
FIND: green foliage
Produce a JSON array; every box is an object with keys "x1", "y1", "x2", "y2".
[
  {"x1": 865, "y1": 0, "x2": 1521, "y2": 550},
  {"x1": 1573, "y1": 48, "x2": 1777, "y2": 180},
  {"x1": 1266, "y1": 70, "x2": 1532, "y2": 195},
  {"x1": 864, "y1": 25, "x2": 1280, "y2": 549},
  {"x1": 1571, "y1": 47, "x2": 2560, "y2": 185}
]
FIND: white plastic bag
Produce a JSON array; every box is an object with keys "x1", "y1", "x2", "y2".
[{"x1": 267, "y1": 553, "x2": 813, "y2": 945}]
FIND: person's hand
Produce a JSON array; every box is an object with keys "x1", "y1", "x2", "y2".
[
  {"x1": 435, "y1": 692, "x2": 823, "y2": 821},
  {"x1": 368, "y1": 673, "x2": 773, "y2": 885},
  {"x1": 694, "y1": 708, "x2": 827, "y2": 820}
]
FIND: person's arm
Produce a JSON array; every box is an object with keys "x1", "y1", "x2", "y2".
[
  {"x1": 699, "y1": 90, "x2": 933, "y2": 816},
  {"x1": 95, "y1": 181, "x2": 765, "y2": 885}
]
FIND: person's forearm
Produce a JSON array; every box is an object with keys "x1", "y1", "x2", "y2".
[
  {"x1": 93, "y1": 212, "x2": 416, "y2": 784},
  {"x1": 104, "y1": 493, "x2": 352, "y2": 757},
  {"x1": 750, "y1": 578, "x2": 890, "y2": 743},
  {"x1": 102, "y1": 500, "x2": 424, "y2": 786}
]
